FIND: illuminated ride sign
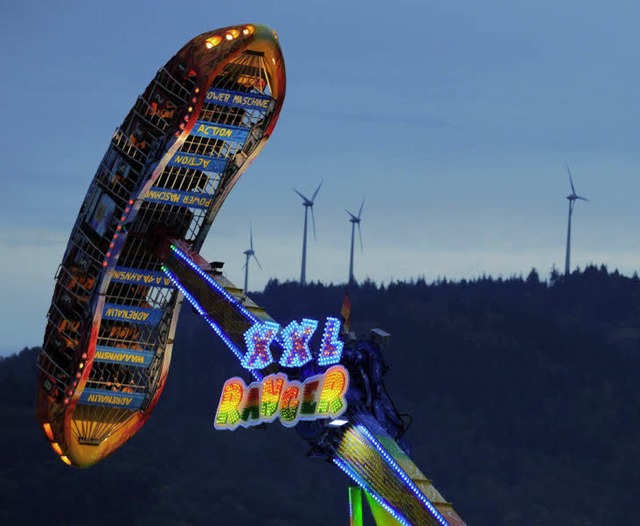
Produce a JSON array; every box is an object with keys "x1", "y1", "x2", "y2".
[
  {"x1": 215, "y1": 365, "x2": 349, "y2": 430},
  {"x1": 214, "y1": 317, "x2": 350, "y2": 430}
]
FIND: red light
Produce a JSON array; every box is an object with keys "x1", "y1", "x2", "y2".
[
  {"x1": 64, "y1": 398, "x2": 69, "y2": 404},
  {"x1": 183, "y1": 115, "x2": 189, "y2": 122},
  {"x1": 81, "y1": 353, "x2": 87, "y2": 359}
]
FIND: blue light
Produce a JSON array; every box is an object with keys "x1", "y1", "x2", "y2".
[
  {"x1": 170, "y1": 245, "x2": 260, "y2": 325},
  {"x1": 317, "y1": 317, "x2": 344, "y2": 366},
  {"x1": 241, "y1": 321, "x2": 280, "y2": 370},
  {"x1": 161, "y1": 265, "x2": 261, "y2": 381},
  {"x1": 278, "y1": 318, "x2": 318, "y2": 368},
  {"x1": 356, "y1": 425, "x2": 450, "y2": 526},
  {"x1": 332, "y1": 457, "x2": 412, "y2": 526}
]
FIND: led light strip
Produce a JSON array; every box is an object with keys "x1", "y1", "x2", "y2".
[
  {"x1": 161, "y1": 265, "x2": 261, "y2": 381},
  {"x1": 170, "y1": 245, "x2": 261, "y2": 325},
  {"x1": 337, "y1": 428, "x2": 425, "y2": 522},
  {"x1": 333, "y1": 457, "x2": 412, "y2": 526},
  {"x1": 356, "y1": 425, "x2": 450, "y2": 526}
]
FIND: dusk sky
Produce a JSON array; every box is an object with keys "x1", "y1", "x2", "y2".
[{"x1": 1, "y1": 0, "x2": 639, "y2": 354}]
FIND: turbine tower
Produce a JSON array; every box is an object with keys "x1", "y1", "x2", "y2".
[
  {"x1": 564, "y1": 165, "x2": 588, "y2": 276},
  {"x1": 346, "y1": 198, "x2": 365, "y2": 285},
  {"x1": 294, "y1": 181, "x2": 322, "y2": 285},
  {"x1": 242, "y1": 224, "x2": 262, "y2": 292}
]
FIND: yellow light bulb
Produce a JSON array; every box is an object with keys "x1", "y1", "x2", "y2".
[{"x1": 205, "y1": 36, "x2": 222, "y2": 48}]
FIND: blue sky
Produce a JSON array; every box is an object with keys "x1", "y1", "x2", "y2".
[{"x1": 1, "y1": 0, "x2": 639, "y2": 354}]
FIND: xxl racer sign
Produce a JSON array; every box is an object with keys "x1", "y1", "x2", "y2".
[{"x1": 214, "y1": 317, "x2": 350, "y2": 430}]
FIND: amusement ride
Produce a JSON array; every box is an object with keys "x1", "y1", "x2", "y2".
[{"x1": 35, "y1": 24, "x2": 466, "y2": 526}]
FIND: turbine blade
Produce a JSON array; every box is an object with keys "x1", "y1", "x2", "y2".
[
  {"x1": 345, "y1": 209, "x2": 357, "y2": 221},
  {"x1": 357, "y1": 222, "x2": 363, "y2": 252},
  {"x1": 294, "y1": 188, "x2": 310, "y2": 202},
  {"x1": 577, "y1": 196, "x2": 589, "y2": 202},
  {"x1": 252, "y1": 253, "x2": 263, "y2": 271},
  {"x1": 249, "y1": 222, "x2": 254, "y2": 251},
  {"x1": 311, "y1": 205, "x2": 317, "y2": 240},
  {"x1": 566, "y1": 164, "x2": 576, "y2": 194},
  {"x1": 357, "y1": 196, "x2": 365, "y2": 219},
  {"x1": 312, "y1": 180, "x2": 323, "y2": 202}
]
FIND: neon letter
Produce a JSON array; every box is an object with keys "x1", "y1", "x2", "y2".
[
  {"x1": 260, "y1": 374, "x2": 286, "y2": 421},
  {"x1": 278, "y1": 318, "x2": 318, "y2": 367},
  {"x1": 214, "y1": 377, "x2": 246, "y2": 430},
  {"x1": 317, "y1": 365, "x2": 349, "y2": 417},
  {"x1": 300, "y1": 378, "x2": 321, "y2": 415},
  {"x1": 317, "y1": 317, "x2": 344, "y2": 366},
  {"x1": 279, "y1": 381, "x2": 302, "y2": 427},
  {"x1": 241, "y1": 385, "x2": 261, "y2": 422},
  {"x1": 241, "y1": 321, "x2": 280, "y2": 370}
]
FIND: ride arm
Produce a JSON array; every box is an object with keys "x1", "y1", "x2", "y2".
[{"x1": 159, "y1": 240, "x2": 465, "y2": 526}]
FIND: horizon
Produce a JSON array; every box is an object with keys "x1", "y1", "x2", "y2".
[{"x1": 2, "y1": 263, "x2": 634, "y2": 356}]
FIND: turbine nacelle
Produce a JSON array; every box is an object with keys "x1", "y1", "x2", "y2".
[
  {"x1": 294, "y1": 190, "x2": 314, "y2": 207},
  {"x1": 345, "y1": 197, "x2": 365, "y2": 225},
  {"x1": 566, "y1": 164, "x2": 589, "y2": 202},
  {"x1": 346, "y1": 210, "x2": 361, "y2": 224},
  {"x1": 294, "y1": 181, "x2": 322, "y2": 241},
  {"x1": 294, "y1": 181, "x2": 322, "y2": 207}
]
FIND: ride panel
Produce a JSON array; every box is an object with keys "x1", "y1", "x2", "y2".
[{"x1": 36, "y1": 24, "x2": 286, "y2": 467}]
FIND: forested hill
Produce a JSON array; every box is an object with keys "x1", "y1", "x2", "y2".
[{"x1": 3, "y1": 265, "x2": 640, "y2": 526}]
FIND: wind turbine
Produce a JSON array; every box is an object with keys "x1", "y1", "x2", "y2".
[
  {"x1": 346, "y1": 198, "x2": 365, "y2": 285},
  {"x1": 242, "y1": 223, "x2": 262, "y2": 292},
  {"x1": 294, "y1": 181, "x2": 322, "y2": 285},
  {"x1": 564, "y1": 165, "x2": 588, "y2": 276}
]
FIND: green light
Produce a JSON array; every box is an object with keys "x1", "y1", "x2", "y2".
[
  {"x1": 349, "y1": 486, "x2": 363, "y2": 526},
  {"x1": 365, "y1": 491, "x2": 404, "y2": 526}
]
